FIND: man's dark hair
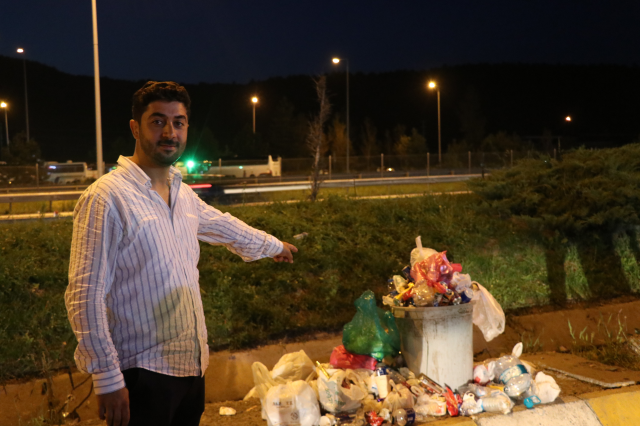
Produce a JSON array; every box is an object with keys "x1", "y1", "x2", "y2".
[{"x1": 132, "y1": 81, "x2": 191, "y2": 123}]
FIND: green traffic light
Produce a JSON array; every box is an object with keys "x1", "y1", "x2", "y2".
[{"x1": 187, "y1": 160, "x2": 195, "y2": 168}]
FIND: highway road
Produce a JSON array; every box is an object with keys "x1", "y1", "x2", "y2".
[{"x1": 0, "y1": 174, "x2": 479, "y2": 204}]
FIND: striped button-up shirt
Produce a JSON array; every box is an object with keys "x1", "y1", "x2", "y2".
[{"x1": 65, "y1": 156, "x2": 283, "y2": 395}]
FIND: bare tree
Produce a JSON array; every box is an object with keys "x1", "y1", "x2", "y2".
[{"x1": 307, "y1": 76, "x2": 331, "y2": 202}]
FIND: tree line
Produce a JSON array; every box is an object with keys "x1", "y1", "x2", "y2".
[{"x1": 1, "y1": 56, "x2": 640, "y2": 164}]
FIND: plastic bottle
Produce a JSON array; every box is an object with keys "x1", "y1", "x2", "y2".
[
  {"x1": 392, "y1": 408, "x2": 416, "y2": 426},
  {"x1": 492, "y1": 354, "x2": 531, "y2": 397},
  {"x1": 374, "y1": 363, "x2": 390, "y2": 399},
  {"x1": 388, "y1": 369, "x2": 407, "y2": 386},
  {"x1": 479, "y1": 391, "x2": 514, "y2": 415},
  {"x1": 412, "y1": 282, "x2": 436, "y2": 306}
]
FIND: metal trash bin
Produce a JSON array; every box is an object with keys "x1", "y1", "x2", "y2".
[{"x1": 392, "y1": 303, "x2": 474, "y2": 391}]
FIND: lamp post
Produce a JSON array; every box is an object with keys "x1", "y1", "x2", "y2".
[
  {"x1": 251, "y1": 96, "x2": 258, "y2": 133},
  {"x1": 0, "y1": 102, "x2": 8, "y2": 146},
  {"x1": 91, "y1": 0, "x2": 104, "y2": 178},
  {"x1": 428, "y1": 81, "x2": 441, "y2": 164},
  {"x1": 16, "y1": 48, "x2": 29, "y2": 143},
  {"x1": 332, "y1": 57, "x2": 350, "y2": 174}
]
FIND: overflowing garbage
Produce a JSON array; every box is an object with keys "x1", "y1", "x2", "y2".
[
  {"x1": 247, "y1": 342, "x2": 561, "y2": 425},
  {"x1": 246, "y1": 238, "x2": 561, "y2": 425},
  {"x1": 383, "y1": 236, "x2": 505, "y2": 342}
]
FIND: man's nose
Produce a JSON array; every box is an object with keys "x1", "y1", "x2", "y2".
[{"x1": 162, "y1": 122, "x2": 177, "y2": 139}]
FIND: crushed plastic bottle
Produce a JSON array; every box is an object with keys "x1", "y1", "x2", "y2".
[
  {"x1": 479, "y1": 390, "x2": 514, "y2": 415},
  {"x1": 459, "y1": 392, "x2": 483, "y2": 416}
]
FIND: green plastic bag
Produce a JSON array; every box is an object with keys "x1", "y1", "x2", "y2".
[{"x1": 342, "y1": 290, "x2": 401, "y2": 361}]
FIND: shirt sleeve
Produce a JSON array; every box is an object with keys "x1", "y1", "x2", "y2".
[
  {"x1": 192, "y1": 192, "x2": 283, "y2": 261},
  {"x1": 65, "y1": 190, "x2": 125, "y2": 395}
]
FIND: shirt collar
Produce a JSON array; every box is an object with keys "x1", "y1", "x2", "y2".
[{"x1": 117, "y1": 156, "x2": 183, "y2": 189}]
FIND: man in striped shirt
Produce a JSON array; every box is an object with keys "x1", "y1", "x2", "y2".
[{"x1": 65, "y1": 81, "x2": 297, "y2": 426}]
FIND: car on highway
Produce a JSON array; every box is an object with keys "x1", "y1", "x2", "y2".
[{"x1": 188, "y1": 183, "x2": 225, "y2": 203}]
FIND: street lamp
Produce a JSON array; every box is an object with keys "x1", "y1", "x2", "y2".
[
  {"x1": 1, "y1": 102, "x2": 9, "y2": 147},
  {"x1": 565, "y1": 116, "x2": 571, "y2": 122},
  {"x1": 428, "y1": 81, "x2": 442, "y2": 164},
  {"x1": 91, "y1": 0, "x2": 104, "y2": 178},
  {"x1": 251, "y1": 96, "x2": 258, "y2": 133},
  {"x1": 16, "y1": 48, "x2": 29, "y2": 143},
  {"x1": 332, "y1": 57, "x2": 350, "y2": 174}
]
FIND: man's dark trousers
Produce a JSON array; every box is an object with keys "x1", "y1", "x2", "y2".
[{"x1": 123, "y1": 368, "x2": 205, "y2": 426}]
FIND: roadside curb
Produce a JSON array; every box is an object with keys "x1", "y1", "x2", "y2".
[
  {"x1": 579, "y1": 386, "x2": 640, "y2": 426},
  {"x1": 451, "y1": 385, "x2": 640, "y2": 426}
]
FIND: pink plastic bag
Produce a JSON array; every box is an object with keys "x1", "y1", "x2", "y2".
[
  {"x1": 411, "y1": 251, "x2": 461, "y2": 294},
  {"x1": 330, "y1": 345, "x2": 377, "y2": 370}
]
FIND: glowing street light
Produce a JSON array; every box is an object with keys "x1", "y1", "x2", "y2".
[
  {"x1": 16, "y1": 48, "x2": 29, "y2": 143},
  {"x1": 1, "y1": 102, "x2": 9, "y2": 147},
  {"x1": 427, "y1": 81, "x2": 442, "y2": 163},
  {"x1": 565, "y1": 116, "x2": 572, "y2": 122},
  {"x1": 332, "y1": 57, "x2": 350, "y2": 173},
  {"x1": 251, "y1": 96, "x2": 259, "y2": 133}
]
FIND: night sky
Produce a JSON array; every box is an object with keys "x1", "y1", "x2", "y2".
[{"x1": 1, "y1": 1, "x2": 639, "y2": 84}]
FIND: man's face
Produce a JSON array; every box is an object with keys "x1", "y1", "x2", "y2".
[{"x1": 130, "y1": 100, "x2": 188, "y2": 166}]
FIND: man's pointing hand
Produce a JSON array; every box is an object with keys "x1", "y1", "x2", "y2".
[{"x1": 273, "y1": 242, "x2": 298, "y2": 263}]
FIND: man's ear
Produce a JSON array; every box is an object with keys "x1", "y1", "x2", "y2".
[{"x1": 130, "y1": 119, "x2": 139, "y2": 140}]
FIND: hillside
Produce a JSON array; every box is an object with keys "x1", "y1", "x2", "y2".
[{"x1": 0, "y1": 56, "x2": 639, "y2": 162}]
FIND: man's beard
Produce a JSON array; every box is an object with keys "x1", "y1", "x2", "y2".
[{"x1": 141, "y1": 137, "x2": 186, "y2": 166}]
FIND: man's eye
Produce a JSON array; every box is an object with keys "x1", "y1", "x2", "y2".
[
  {"x1": 152, "y1": 120, "x2": 164, "y2": 125},
  {"x1": 175, "y1": 122, "x2": 185, "y2": 128}
]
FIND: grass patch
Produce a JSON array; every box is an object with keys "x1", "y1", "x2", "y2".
[
  {"x1": 1, "y1": 194, "x2": 639, "y2": 383},
  {"x1": 0, "y1": 200, "x2": 77, "y2": 215}
]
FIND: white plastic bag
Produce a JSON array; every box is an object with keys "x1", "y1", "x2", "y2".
[
  {"x1": 381, "y1": 389, "x2": 403, "y2": 413},
  {"x1": 353, "y1": 369, "x2": 376, "y2": 395},
  {"x1": 246, "y1": 351, "x2": 316, "y2": 420},
  {"x1": 535, "y1": 372, "x2": 561, "y2": 404},
  {"x1": 410, "y1": 236, "x2": 437, "y2": 267},
  {"x1": 393, "y1": 383, "x2": 415, "y2": 409},
  {"x1": 471, "y1": 283, "x2": 505, "y2": 341},
  {"x1": 414, "y1": 394, "x2": 447, "y2": 417},
  {"x1": 245, "y1": 350, "x2": 315, "y2": 401},
  {"x1": 271, "y1": 350, "x2": 315, "y2": 380},
  {"x1": 317, "y1": 368, "x2": 368, "y2": 413},
  {"x1": 264, "y1": 380, "x2": 321, "y2": 426}
]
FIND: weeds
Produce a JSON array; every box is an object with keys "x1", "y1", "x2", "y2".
[
  {"x1": 519, "y1": 331, "x2": 543, "y2": 353},
  {"x1": 568, "y1": 313, "x2": 640, "y2": 370}
]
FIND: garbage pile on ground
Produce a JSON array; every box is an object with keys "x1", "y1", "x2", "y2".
[
  {"x1": 245, "y1": 237, "x2": 561, "y2": 425},
  {"x1": 246, "y1": 343, "x2": 561, "y2": 425}
]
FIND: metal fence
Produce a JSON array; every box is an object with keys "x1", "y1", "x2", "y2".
[
  {"x1": 279, "y1": 149, "x2": 559, "y2": 177},
  {"x1": 0, "y1": 150, "x2": 560, "y2": 189}
]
